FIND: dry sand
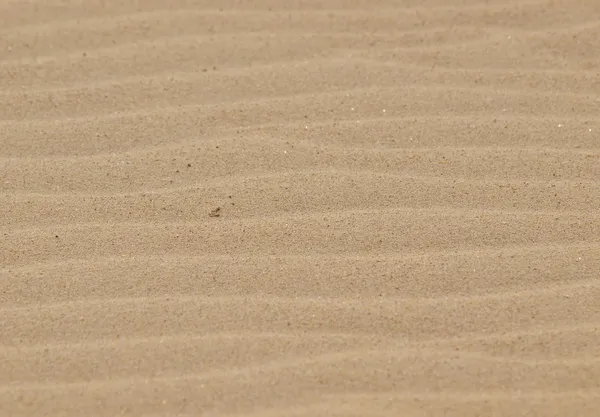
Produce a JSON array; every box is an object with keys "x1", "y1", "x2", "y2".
[{"x1": 1, "y1": 0, "x2": 600, "y2": 415}]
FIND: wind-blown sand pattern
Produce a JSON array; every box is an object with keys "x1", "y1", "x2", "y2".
[{"x1": 1, "y1": 0, "x2": 600, "y2": 415}]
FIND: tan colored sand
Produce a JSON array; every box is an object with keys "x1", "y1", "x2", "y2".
[{"x1": 1, "y1": 0, "x2": 600, "y2": 416}]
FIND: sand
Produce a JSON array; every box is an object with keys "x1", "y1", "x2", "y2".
[{"x1": 1, "y1": 0, "x2": 600, "y2": 415}]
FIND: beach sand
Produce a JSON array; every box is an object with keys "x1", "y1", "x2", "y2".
[{"x1": 1, "y1": 0, "x2": 600, "y2": 415}]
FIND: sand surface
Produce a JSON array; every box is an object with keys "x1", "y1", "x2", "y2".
[{"x1": 2, "y1": 0, "x2": 600, "y2": 416}]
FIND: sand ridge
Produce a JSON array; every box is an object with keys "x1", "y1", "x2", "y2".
[{"x1": 1, "y1": 0, "x2": 600, "y2": 416}]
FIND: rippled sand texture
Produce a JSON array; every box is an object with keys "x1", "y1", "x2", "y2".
[{"x1": 2, "y1": 0, "x2": 600, "y2": 416}]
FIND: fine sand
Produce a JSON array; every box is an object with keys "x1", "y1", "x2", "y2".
[{"x1": 1, "y1": 1, "x2": 600, "y2": 416}]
